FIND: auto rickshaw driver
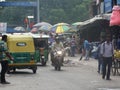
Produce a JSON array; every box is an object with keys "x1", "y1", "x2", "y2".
[{"x1": 51, "y1": 37, "x2": 64, "y2": 65}]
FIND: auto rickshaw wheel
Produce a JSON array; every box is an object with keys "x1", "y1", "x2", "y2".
[
  {"x1": 41, "y1": 61, "x2": 47, "y2": 66},
  {"x1": 7, "y1": 70, "x2": 10, "y2": 74},
  {"x1": 55, "y1": 66, "x2": 57, "y2": 70},
  {"x1": 13, "y1": 68, "x2": 16, "y2": 72},
  {"x1": 33, "y1": 69, "x2": 36, "y2": 73},
  {"x1": 32, "y1": 66, "x2": 37, "y2": 74},
  {"x1": 58, "y1": 66, "x2": 61, "y2": 71}
]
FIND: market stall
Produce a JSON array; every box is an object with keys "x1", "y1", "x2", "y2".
[
  {"x1": 109, "y1": 5, "x2": 120, "y2": 76},
  {"x1": 78, "y1": 15, "x2": 110, "y2": 42}
]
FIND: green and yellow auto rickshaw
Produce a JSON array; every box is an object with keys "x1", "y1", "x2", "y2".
[
  {"x1": 7, "y1": 34, "x2": 37, "y2": 73},
  {"x1": 30, "y1": 33, "x2": 49, "y2": 66}
]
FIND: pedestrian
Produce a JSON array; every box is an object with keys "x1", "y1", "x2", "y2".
[
  {"x1": 48, "y1": 34, "x2": 55, "y2": 46},
  {"x1": 0, "y1": 35, "x2": 13, "y2": 84},
  {"x1": 100, "y1": 34, "x2": 114, "y2": 80},
  {"x1": 97, "y1": 40, "x2": 104, "y2": 74},
  {"x1": 79, "y1": 39, "x2": 85, "y2": 60},
  {"x1": 70, "y1": 36, "x2": 76, "y2": 57},
  {"x1": 84, "y1": 39, "x2": 90, "y2": 60}
]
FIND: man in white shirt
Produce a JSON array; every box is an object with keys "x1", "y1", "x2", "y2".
[{"x1": 100, "y1": 35, "x2": 114, "y2": 80}]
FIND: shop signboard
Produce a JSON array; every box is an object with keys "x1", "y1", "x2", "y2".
[
  {"x1": 104, "y1": 0, "x2": 112, "y2": 13},
  {"x1": 100, "y1": 2, "x2": 104, "y2": 14},
  {"x1": 117, "y1": 0, "x2": 120, "y2": 5}
]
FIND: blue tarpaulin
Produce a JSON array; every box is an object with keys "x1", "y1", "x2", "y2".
[
  {"x1": 0, "y1": 2, "x2": 37, "y2": 7},
  {"x1": 6, "y1": 28, "x2": 24, "y2": 33}
]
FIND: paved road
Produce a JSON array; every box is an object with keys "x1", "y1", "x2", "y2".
[{"x1": 0, "y1": 55, "x2": 120, "y2": 90}]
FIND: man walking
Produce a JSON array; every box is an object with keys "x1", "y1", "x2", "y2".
[
  {"x1": 97, "y1": 40, "x2": 104, "y2": 74},
  {"x1": 100, "y1": 35, "x2": 114, "y2": 80},
  {"x1": 70, "y1": 36, "x2": 76, "y2": 57},
  {"x1": 84, "y1": 40, "x2": 90, "y2": 60},
  {"x1": 0, "y1": 35, "x2": 13, "y2": 84}
]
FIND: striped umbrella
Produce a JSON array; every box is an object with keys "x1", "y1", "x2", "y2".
[{"x1": 51, "y1": 23, "x2": 70, "y2": 34}]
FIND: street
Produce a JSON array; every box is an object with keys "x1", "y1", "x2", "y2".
[{"x1": 0, "y1": 54, "x2": 120, "y2": 90}]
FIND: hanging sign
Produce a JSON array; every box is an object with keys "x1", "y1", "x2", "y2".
[
  {"x1": 117, "y1": 0, "x2": 120, "y2": 5},
  {"x1": 104, "y1": 0, "x2": 112, "y2": 13}
]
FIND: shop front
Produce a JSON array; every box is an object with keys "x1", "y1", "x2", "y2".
[{"x1": 78, "y1": 14, "x2": 111, "y2": 42}]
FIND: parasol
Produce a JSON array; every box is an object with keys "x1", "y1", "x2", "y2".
[{"x1": 50, "y1": 23, "x2": 70, "y2": 34}]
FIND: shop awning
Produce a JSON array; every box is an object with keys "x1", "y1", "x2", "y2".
[
  {"x1": 77, "y1": 14, "x2": 110, "y2": 41},
  {"x1": 78, "y1": 13, "x2": 111, "y2": 28}
]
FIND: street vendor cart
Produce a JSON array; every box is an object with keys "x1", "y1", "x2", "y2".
[{"x1": 112, "y1": 50, "x2": 120, "y2": 75}]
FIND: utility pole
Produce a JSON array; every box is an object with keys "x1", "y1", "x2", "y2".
[{"x1": 37, "y1": 0, "x2": 40, "y2": 23}]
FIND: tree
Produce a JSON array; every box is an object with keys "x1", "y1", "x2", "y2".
[{"x1": 0, "y1": 0, "x2": 92, "y2": 26}]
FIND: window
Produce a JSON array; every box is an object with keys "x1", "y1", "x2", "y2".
[{"x1": 16, "y1": 42, "x2": 26, "y2": 46}]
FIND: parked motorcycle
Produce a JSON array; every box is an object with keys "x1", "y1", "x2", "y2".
[{"x1": 52, "y1": 49, "x2": 64, "y2": 71}]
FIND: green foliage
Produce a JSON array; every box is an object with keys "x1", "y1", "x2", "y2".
[{"x1": 0, "y1": 0, "x2": 92, "y2": 26}]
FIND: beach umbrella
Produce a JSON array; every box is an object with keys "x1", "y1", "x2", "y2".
[
  {"x1": 33, "y1": 22, "x2": 52, "y2": 28},
  {"x1": 38, "y1": 24, "x2": 52, "y2": 32},
  {"x1": 50, "y1": 23, "x2": 70, "y2": 34},
  {"x1": 71, "y1": 22, "x2": 84, "y2": 31},
  {"x1": 66, "y1": 28, "x2": 77, "y2": 33},
  {"x1": 30, "y1": 28, "x2": 38, "y2": 33}
]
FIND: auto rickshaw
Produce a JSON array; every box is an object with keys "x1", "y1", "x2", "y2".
[
  {"x1": 31, "y1": 33, "x2": 49, "y2": 66},
  {"x1": 7, "y1": 34, "x2": 37, "y2": 73}
]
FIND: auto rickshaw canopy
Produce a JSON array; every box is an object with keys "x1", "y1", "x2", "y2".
[{"x1": 7, "y1": 35, "x2": 35, "y2": 52}]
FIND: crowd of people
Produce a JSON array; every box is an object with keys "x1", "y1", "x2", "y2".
[
  {"x1": 48, "y1": 33, "x2": 79, "y2": 57},
  {"x1": 0, "y1": 32, "x2": 119, "y2": 85}
]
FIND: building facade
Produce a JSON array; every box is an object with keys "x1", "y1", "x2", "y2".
[{"x1": 90, "y1": 0, "x2": 120, "y2": 17}]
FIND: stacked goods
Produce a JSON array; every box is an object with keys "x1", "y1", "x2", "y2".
[{"x1": 114, "y1": 50, "x2": 120, "y2": 58}]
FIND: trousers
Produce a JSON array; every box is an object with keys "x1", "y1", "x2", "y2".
[
  {"x1": 0, "y1": 60, "x2": 8, "y2": 82},
  {"x1": 102, "y1": 57, "x2": 112, "y2": 79}
]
